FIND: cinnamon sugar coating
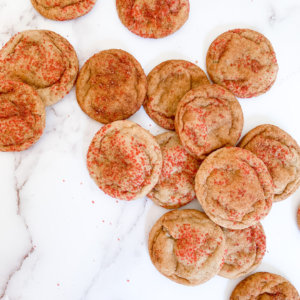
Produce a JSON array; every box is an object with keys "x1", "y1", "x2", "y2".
[
  {"x1": 87, "y1": 120, "x2": 162, "y2": 200},
  {"x1": 76, "y1": 49, "x2": 147, "y2": 124},
  {"x1": 239, "y1": 124, "x2": 300, "y2": 202},
  {"x1": 144, "y1": 60, "x2": 209, "y2": 130},
  {"x1": 147, "y1": 132, "x2": 201, "y2": 209},
  {"x1": 0, "y1": 80, "x2": 45, "y2": 152},
  {"x1": 175, "y1": 84, "x2": 243, "y2": 160},
  {"x1": 31, "y1": 0, "x2": 96, "y2": 21},
  {"x1": 0, "y1": 30, "x2": 78, "y2": 106},
  {"x1": 219, "y1": 223, "x2": 266, "y2": 279},
  {"x1": 230, "y1": 272, "x2": 300, "y2": 300},
  {"x1": 116, "y1": 0, "x2": 190, "y2": 39},
  {"x1": 206, "y1": 29, "x2": 278, "y2": 98},
  {"x1": 195, "y1": 147, "x2": 274, "y2": 229},
  {"x1": 148, "y1": 209, "x2": 226, "y2": 285}
]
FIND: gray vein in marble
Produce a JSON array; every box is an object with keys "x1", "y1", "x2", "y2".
[
  {"x1": 0, "y1": 155, "x2": 35, "y2": 299},
  {"x1": 80, "y1": 199, "x2": 149, "y2": 300}
]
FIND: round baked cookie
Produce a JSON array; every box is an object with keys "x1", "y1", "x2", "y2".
[
  {"x1": 144, "y1": 60, "x2": 210, "y2": 130},
  {"x1": 195, "y1": 147, "x2": 274, "y2": 229},
  {"x1": 219, "y1": 223, "x2": 266, "y2": 279},
  {"x1": 175, "y1": 84, "x2": 243, "y2": 160},
  {"x1": 147, "y1": 132, "x2": 201, "y2": 209},
  {"x1": 76, "y1": 49, "x2": 147, "y2": 124},
  {"x1": 148, "y1": 209, "x2": 226, "y2": 285},
  {"x1": 0, "y1": 30, "x2": 78, "y2": 106},
  {"x1": 238, "y1": 124, "x2": 300, "y2": 202},
  {"x1": 230, "y1": 272, "x2": 300, "y2": 300},
  {"x1": 116, "y1": 0, "x2": 190, "y2": 39},
  {"x1": 31, "y1": 0, "x2": 96, "y2": 21},
  {"x1": 0, "y1": 80, "x2": 45, "y2": 152},
  {"x1": 87, "y1": 120, "x2": 162, "y2": 200},
  {"x1": 206, "y1": 29, "x2": 278, "y2": 98}
]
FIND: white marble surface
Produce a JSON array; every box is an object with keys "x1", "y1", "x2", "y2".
[{"x1": 0, "y1": 0, "x2": 300, "y2": 299}]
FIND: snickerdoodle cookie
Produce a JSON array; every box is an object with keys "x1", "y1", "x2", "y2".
[
  {"x1": 144, "y1": 60, "x2": 209, "y2": 130},
  {"x1": 207, "y1": 29, "x2": 278, "y2": 98},
  {"x1": 147, "y1": 132, "x2": 201, "y2": 209},
  {"x1": 0, "y1": 30, "x2": 78, "y2": 106},
  {"x1": 219, "y1": 223, "x2": 266, "y2": 279},
  {"x1": 297, "y1": 205, "x2": 300, "y2": 230},
  {"x1": 0, "y1": 80, "x2": 45, "y2": 152},
  {"x1": 116, "y1": 0, "x2": 190, "y2": 39},
  {"x1": 148, "y1": 209, "x2": 226, "y2": 285},
  {"x1": 239, "y1": 124, "x2": 300, "y2": 202},
  {"x1": 175, "y1": 84, "x2": 243, "y2": 160},
  {"x1": 31, "y1": 0, "x2": 97, "y2": 21},
  {"x1": 87, "y1": 120, "x2": 162, "y2": 200},
  {"x1": 76, "y1": 49, "x2": 147, "y2": 124},
  {"x1": 230, "y1": 272, "x2": 300, "y2": 300},
  {"x1": 195, "y1": 147, "x2": 274, "y2": 229}
]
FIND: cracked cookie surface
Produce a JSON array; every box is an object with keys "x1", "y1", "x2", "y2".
[
  {"x1": 144, "y1": 60, "x2": 209, "y2": 130},
  {"x1": 31, "y1": 0, "x2": 97, "y2": 21},
  {"x1": 148, "y1": 209, "x2": 226, "y2": 285},
  {"x1": 0, "y1": 80, "x2": 45, "y2": 152},
  {"x1": 76, "y1": 49, "x2": 147, "y2": 124},
  {"x1": 87, "y1": 120, "x2": 162, "y2": 200},
  {"x1": 206, "y1": 29, "x2": 278, "y2": 98},
  {"x1": 239, "y1": 124, "x2": 300, "y2": 201},
  {"x1": 219, "y1": 223, "x2": 266, "y2": 279},
  {"x1": 116, "y1": 0, "x2": 190, "y2": 38},
  {"x1": 147, "y1": 132, "x2": 201, "y2": 209},
  {"x1": 175, "y1": 84, "x2": 243, "y2": 160},
  {"x1": 0, "y1": 30, "x2": 78, "y2": 106},
  {"x1": 230, "y1": 272, "x2": 300, "y2": 300},
  {"x1": 195, "y1": 147, "x2": 273, "y2": 229}
]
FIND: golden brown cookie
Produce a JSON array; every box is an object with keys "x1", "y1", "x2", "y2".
[
  {"x1": 219, "y1": 223, "x2": 266, "y2": 279},
  {"x1": 87, "y1": 120, "x2": 162, "y2": 200},
  {"x1": 144, "y1": 60, "x2": 209, "y2": 130},
  {"x1": 0, "y1": 30, "x2": 78, "y2": 106},
  {"x1": 116, "y1": 0, "x2": 190, "y2": 39},
  {"x1": 175, "y1": 84, "x2": 243, "y2": 160},
  {"x1": 206, "y1": 29, "x2": 278, "y2": 98},
  {"x1": 76, "y1": 49, "x2": 147, "y2": 124},
  {"x1": 31, "y1": 0, "x2": 96, "y2": 21},
  {"x1": 148, "y1": 209, "x2": 226, "y2": 285},
  {"x1": 195, "y1": 147, "x2": 274, "y2": 229},
  {"x1": 147, "y1": 132, "x2": 201, "y2": 209},
  {"x1": 230, "y1": 272, "x2": 300, "y2": 300},
  {"x1": 238, "y1": 124, "x2": 300, "y2": 202},
  {"x1": 0, "y1": 80, "x2": 45, "y2": 152}
]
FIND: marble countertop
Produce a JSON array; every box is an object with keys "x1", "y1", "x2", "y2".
[{"x1": 0, "y1": 0, "x2": 300, "y2": 299}]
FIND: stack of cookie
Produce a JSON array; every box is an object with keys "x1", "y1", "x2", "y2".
[
  {"x1": 0, "y1": 30, "x2": 78, "y2": 151},
  {"x1": 83, "y1": 28, "x2": 300, "y2": 295}
]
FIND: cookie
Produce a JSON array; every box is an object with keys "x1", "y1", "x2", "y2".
[
  {"x1": 0, "y1": 30, "x2": 78, "y2": 106},
  {"x1": 148, "y1": 209, "x2": 226, "y2": 285},
  {"x1": 31, "y1": 0, "x2": 96, "y2": 21},
  {"x1": 116, "y1": 0, "x2": 190, "y2": 39},
  {"x1": 219, "y1": 223, "x2": 266, "y2": 279},
  {"x1": 76, "y1": 49, "x2": 147, "y2": 124},
  {"x1": 206, "y1": 29, "x2": 278, "y2": 98},
  {"x1": 238, "y1": 124, "x2": 300, "y2": 202},
  {"x1": 0, "y1": 80, "x2": 45, "y2": 152},
  {"x1": 175, "y1": 84, "x2": 243, "y2": 160},
  {"x1": 144, "y1": 60, "x2": 209, "y2": 130},
  {"x1": 230, "y1": 272, "x2": 300, "y2": 300},
  {"x1": 195, "y1": 147, "x2": 274, "y2": 229},
  {"x1": 147, "y1": 132, "x2": 201, "y2": 209},
  {"x1": 87, "y1": 120, "x2": 162, "y2": 200}
]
